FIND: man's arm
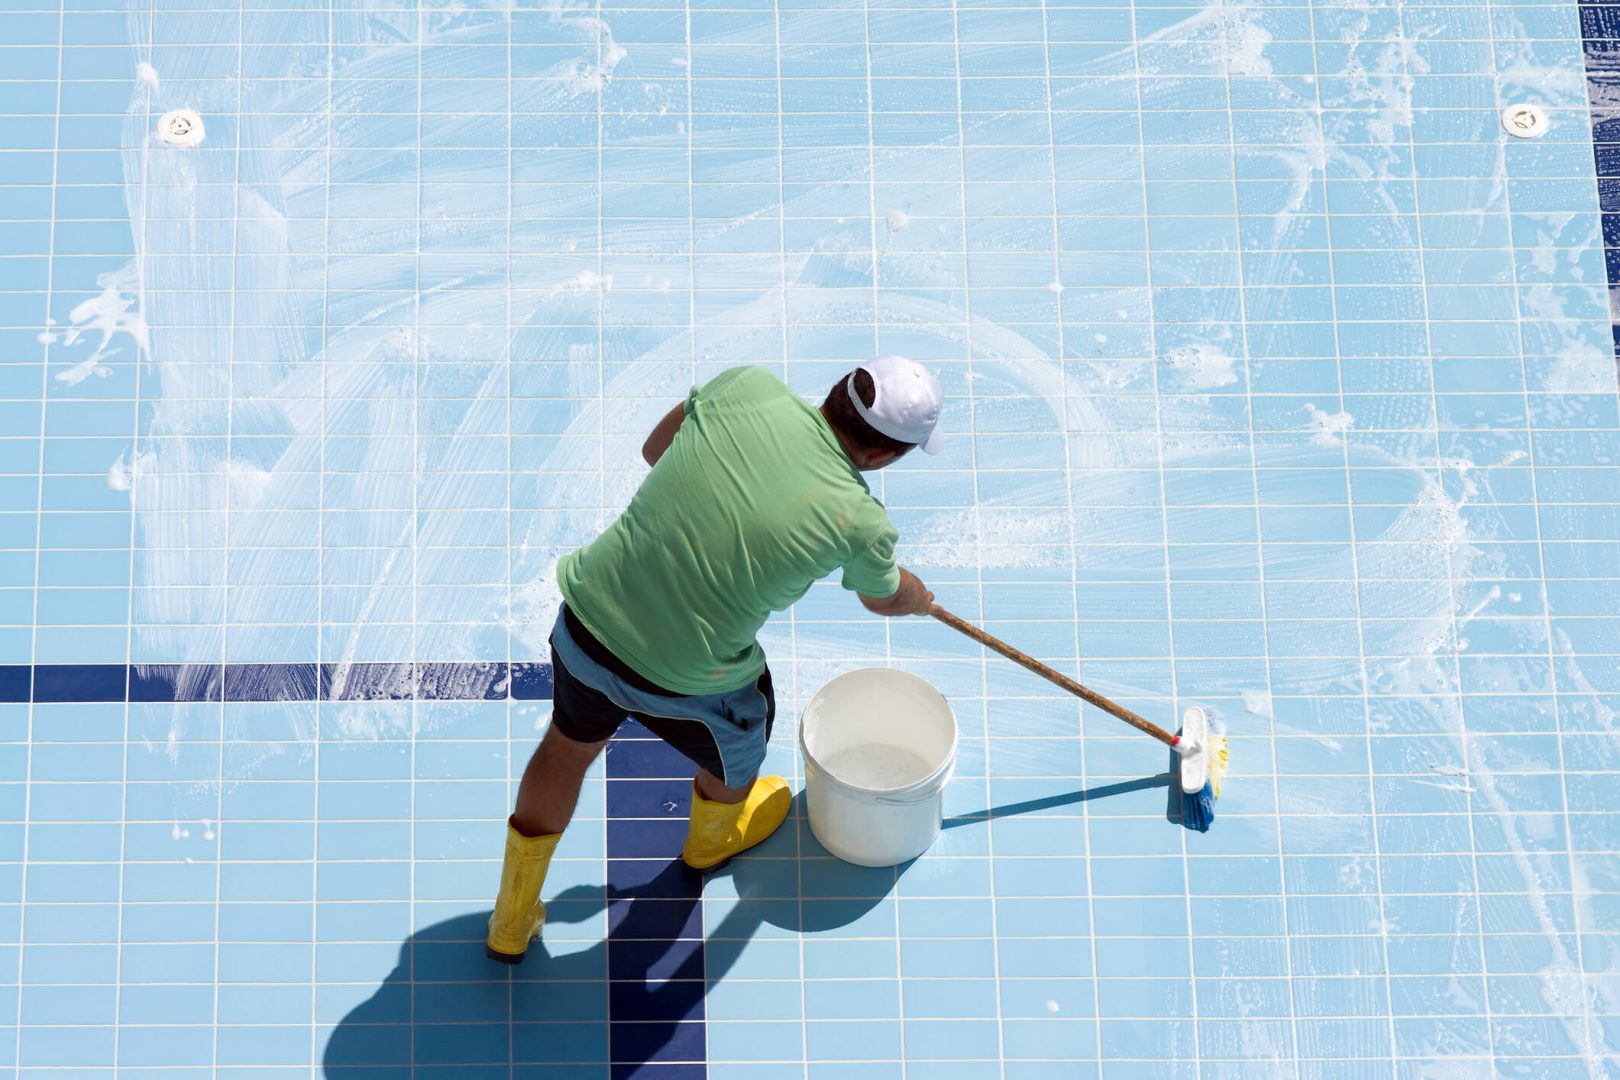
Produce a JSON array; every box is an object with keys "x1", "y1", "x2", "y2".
[
  {"x1": 642, "y1": 402, "x2": 686, "y2": 466},
  {"x1": 860, "y1": 566, "x2": 933, "y2": 617}
]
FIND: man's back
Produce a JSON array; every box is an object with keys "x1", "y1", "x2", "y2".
[{"x1": 557, "y1": 366, "x2": 901, "y2": 696}]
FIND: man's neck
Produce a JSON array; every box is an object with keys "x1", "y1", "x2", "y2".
[{"x1": 818, "y1": 405, "x2": 865, "y2": 469}]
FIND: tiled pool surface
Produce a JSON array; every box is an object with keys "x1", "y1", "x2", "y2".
[{"x1": 5, "y1": 0, "x2": 1620, "y2": 1075}]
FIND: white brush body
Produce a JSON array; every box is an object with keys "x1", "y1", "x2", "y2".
[{"x1": 1178, "y1": 705, "x2": 1210, "y2": 792}]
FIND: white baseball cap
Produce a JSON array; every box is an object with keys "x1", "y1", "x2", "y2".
[{"x1": 848, "y1": 354, "x2": 944, "y2": 455}]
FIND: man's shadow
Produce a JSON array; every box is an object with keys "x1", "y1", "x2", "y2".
[
  {"x1": 322, "y1": 776, "x2": 1164, "y2": 1076},
  {"x1": 321, "y1": 796, "x2": 900, "y2": 1077}
]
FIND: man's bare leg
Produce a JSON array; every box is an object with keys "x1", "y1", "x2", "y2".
[
  {"x1": 510, "y1": 723, "x2": 610, "y2": 837},
  {"x1": 488, "y1": 722, "x2": 608, "y2": 962}
]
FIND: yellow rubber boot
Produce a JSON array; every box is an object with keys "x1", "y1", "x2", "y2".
[
  {"x1": 485, "y1": 820, "x2": 561, "y2": 964},
  {"x1": 681, "y1": 776, "x2": 792, "y2": 872}
]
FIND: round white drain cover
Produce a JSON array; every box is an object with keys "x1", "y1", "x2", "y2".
[
  {"x1": 1500, "y1": 104, "x2": 1548, "y2": 139},
  {"x1": 156, "y1": 107, "x2": 205, "y2": 147}
]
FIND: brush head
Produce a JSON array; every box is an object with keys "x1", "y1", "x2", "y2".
[
  {"x1": 1176, "y1": 705, "x2": 1210, "y2": 792},
  {"x1": 1176, "y1": 706, "x2": 1228, "y2": 832}
]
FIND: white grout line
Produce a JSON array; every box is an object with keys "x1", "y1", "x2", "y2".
[
  {"x1": 410, "y1": 2, "x2": 425, "y2": 1069},
  {"x1": 14, "y1": 928, "x2": 1620, "y2": 948},
  {"x1": 592, "y1": 0, "x2": 612, "y2": 1058},
  {"x1": 1149, "y1": 137, "x2": 1208, "y2": 1080},
  {"x1": 210, "y1": 0, "x2": 249, "y2": 1067},
  {"x1": 682, "y1": 0, "x2": 713, "y2": 1069},
  {"x1": 1324, "y1": 1, "x2": 1412, "y2": 1071},
  {"x1": 764, "y1": 0, "x2": 812, "y2": 1070},
  {"x1": 1034, "y1": 0, "x2": 1103, "y2": 1068},
  {"x1": 15, "y1": 0, "x2": 68, "y2": 1059},
  {"x1": 1124, "y1": 0, "x2": 1206, "y2": 1069},
  {"x1": 861, "y1": 1, "x2": 914, "y2": 1073},
  {"x1": 1276, "y1": 2, "x2": 1345, "y2": 1070},
  {"x1": 311, "y1": 0, "x2": 334, "y2": 1067},
  {"x1": 110, "y1": 0, "x2": 159, "y2": 1064},
  {"x1": 504, "y1": 0, "x2": 516, "y2": 1065},
  {"x1": 943, "y1": 2, "x2": 1007, "y2": 1075}
]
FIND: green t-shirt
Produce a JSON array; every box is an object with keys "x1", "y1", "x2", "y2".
[{"x1": 556, "y1": 365, "x2": 902, "y2": 695}]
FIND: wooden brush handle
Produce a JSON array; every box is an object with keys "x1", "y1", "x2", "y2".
[{"x1": 929, "y1": 605, "x2": 1180, "y2": 749}]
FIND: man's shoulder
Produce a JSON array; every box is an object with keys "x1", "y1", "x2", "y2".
[{"x1": 714, "y1": 364, "x2": 793, "y2": 399}]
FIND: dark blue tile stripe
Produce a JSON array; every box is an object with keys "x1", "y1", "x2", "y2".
[
  {"x1": 1584, "y1": 0, "x2": 1620, "y2": 373},
  {"x1": 605, "y1": 720, "x2": 706, "y2": 1076},
  {"x1": 33, "y1": 664, "x2": 126, "y2": 703},
  {"x1": 0, "y1": 667, "x2": 30, "y2": 703},
  {"x1": 5, "y1": 662, "x2": 549, "y2": 702}
]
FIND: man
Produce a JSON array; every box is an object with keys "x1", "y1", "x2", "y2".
[{"x1": 486, "y1": 355, "x2": 943, "y2": 964}]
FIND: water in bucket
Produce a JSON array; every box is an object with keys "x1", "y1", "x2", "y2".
[{"x1": 821, "y1": 744, "x2": 936, "y2": 790}]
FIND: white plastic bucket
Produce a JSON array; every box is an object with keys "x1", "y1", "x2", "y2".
[{"x1": 799, "y1": 668, "x2": 957, "y2": 867}]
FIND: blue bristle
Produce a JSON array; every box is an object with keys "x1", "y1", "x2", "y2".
[
  {"x1": 1174, "y1": 716, "x2": 1219, "y2": 832},
  {"x1": 1182, "y1": 782, "x2": 1215, "y2": 832}
]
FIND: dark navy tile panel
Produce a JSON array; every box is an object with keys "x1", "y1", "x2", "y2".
[
  {"x1": 320, "y1": 662, "x2": 416, "y2": 701},
  {"x1": 604, "y1": 856, "x2": 706, "y2": 899},
  {"x1": 607, "y1": 895, "x2": 704, "y2": 941},
  {"x1": 1600, "y1": 177, "x2": 1620, "y2": 212},
  {"x1": 605, "y1": 744, "x2": 701, "y2": 780},
  {"x1": 1602, "y1": 211, "x2": 1620, "y2": 248},
  {"x1": 607, "y1": 818, "x2": 690, "y2": 860},
  {"x1": 129, "y1": 664, "x2": 223, "y2": 702},
  {"x1": 1583, "y1": 4, "x2": 1620, "y2": 41},
  {"x1": 606, "y1": 778, "x2": 693, "y2": 819},
  {"x1": 607, "y1": 934, "x2": 704, "y2": 988},
  {"x1": 222, "y1": 662, "x2": 316, "y2": 702},
  {"x1": 1595, "y1": 111, "x2": 1620, "y2": 143},
  {"x1": 609, "y1": 983, "x2": 704, "y2": 1025},
  {"x1": 32, "y1": 664, "x2": 125, "y2": 703},
  {"x1": 612, "y1": 1021, "x2": 706, "y2": 1066},
  {"x1": 417, "y1": 660, "x2": 510, "y2": 700},
  {"x1": 0, "y1": 666, "x2": 28, "y2": 702},
  {"x1": 510, "y1": 662, "x2": 553, "y2": 700},
  {"x1": 612, "y1": 1066, "x2": 706, "y2": 1080},
  {"x1": 604, "y1": 725, "x2": 705, "y2": 1074}
]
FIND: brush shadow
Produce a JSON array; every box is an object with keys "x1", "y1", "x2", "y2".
[{"x1": 940, "y1": 772, "x2": 1173, "y2": 830}]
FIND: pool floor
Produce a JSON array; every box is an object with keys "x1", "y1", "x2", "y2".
[{"x1": 3, "y1": 0, "x2": 1620, "y2": 1075}]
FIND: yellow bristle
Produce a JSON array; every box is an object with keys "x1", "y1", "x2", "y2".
[{"x1": 1208, "y1": 734, "x2": 1229, "y2": 799}]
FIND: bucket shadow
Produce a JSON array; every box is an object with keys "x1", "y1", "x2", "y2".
[
  {"x1": 321, "y1": 797, "x2": 899, "y2": 1078},
  {"x1": 940, "y1": 772, "x2": 1174, "y2": 830}
]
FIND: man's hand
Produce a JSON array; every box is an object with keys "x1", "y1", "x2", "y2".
[{"x1": 860, "y1": 567, "x2": 934, "y2": 617}]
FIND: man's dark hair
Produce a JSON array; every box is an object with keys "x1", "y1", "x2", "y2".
[{"x1": 823, "y1": 369, "x2": 915, "y2": 456}]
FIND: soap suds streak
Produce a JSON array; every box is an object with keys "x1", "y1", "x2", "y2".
[{"x1": 56, "y1": 263, "x2": 149, "y2": 385}]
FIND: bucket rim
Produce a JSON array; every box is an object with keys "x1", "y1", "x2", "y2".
[{"x1": 798, "y1": 666, "x2": 958, "y2": 799}]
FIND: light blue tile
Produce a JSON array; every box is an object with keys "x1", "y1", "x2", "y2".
[{"x1": 804, "y1": 1019, "x2": 903, "y2": 1062}]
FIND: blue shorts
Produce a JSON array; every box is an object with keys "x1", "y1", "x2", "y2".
[{"x1": 547, "y1": 605, "x2": 776, "y2": 788}]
